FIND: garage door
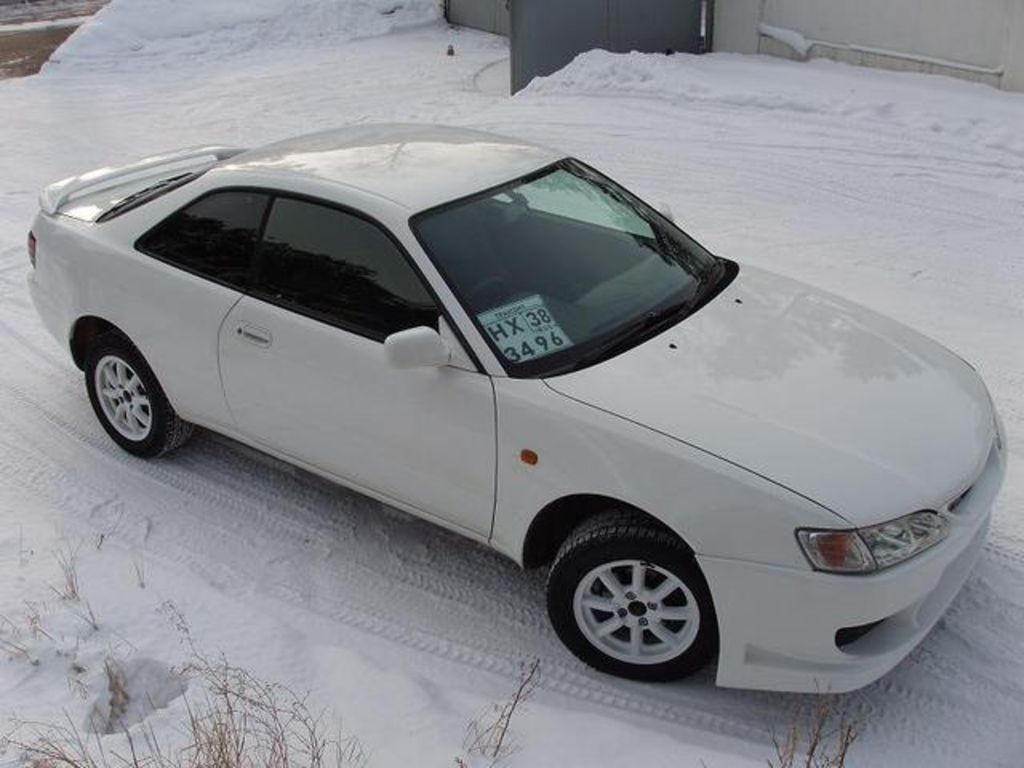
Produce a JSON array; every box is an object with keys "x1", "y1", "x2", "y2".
[
  {"x1": 446, "y1": 0, "x2": 510, "y2": 36},
  {"x1": 511, "y1": 0, "x2": 704, "y2": 92}
]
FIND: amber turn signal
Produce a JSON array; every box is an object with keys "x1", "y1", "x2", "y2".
[{"x1": 520, "y1": 449, "x2": 538, "y2": 466}]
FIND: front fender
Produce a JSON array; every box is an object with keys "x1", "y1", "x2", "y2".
[{"x1": 490, "y1": 378, "x2": 842, "y2": 569}]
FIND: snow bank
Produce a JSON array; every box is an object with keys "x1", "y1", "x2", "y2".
[
  {"x1": 758, "y1": 23, "x2": 811, "y2": 57},
  {"x1": 45, "y1": 0, "x2": 440, "y2": 73},
  {"x1": 523, "y1": 49, "x2": 1024, "y2": 159}
]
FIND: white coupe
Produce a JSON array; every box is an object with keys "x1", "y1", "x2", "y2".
[{"x1": 28, "y1": 125, "x2": 1006, "y2": 692}]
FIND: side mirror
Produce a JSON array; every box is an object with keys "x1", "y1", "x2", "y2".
[
  {"x1": 658, "y1": 201, "x2": 675, "y2": 223},
  {"x1": 384, "y1": 326, "x2": 451, "y2": 369}
]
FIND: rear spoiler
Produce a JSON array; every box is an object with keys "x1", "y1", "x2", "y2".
[{"x1": 39, "y1": 145, "x2": 246, "y2": 216}]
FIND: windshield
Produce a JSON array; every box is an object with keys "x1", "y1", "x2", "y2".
[{"x1": 412, "y1": 159, "x2": 730, "y2": 377}]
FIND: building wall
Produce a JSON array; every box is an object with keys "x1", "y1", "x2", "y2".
[
  {"x1": 1007, "y1": 0, "x2": 1024, "y2": 90},
  {"x1": 448, "y1": 0, "x2": 705, "y2": 93},
  {"x1": 714, "y1": 0, "x2": 1024, "y2": 91},
  {"x1": 446, "y1": 0, "x2": 509, "y2": 37}
]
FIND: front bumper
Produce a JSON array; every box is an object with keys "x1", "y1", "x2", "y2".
[{"x1": 700, "y1": 436, "x2": 1006, "y2": 693}]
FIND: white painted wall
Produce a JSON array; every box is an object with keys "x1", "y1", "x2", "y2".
[
  {"x1": 714, "y1": 0, "x2": 1024, "y2": 91},
  {"x1": 712, "y1": 0, "x2": 761, "y2": 55},
  {"x1": 1007, "y1": 0, "x2": 1024, "y2": 90}
]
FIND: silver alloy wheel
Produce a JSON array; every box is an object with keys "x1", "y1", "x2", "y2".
[
  {"x1": 94, "y1": 355, "x2": 152, "y2": 441},
  {"x1": 572, "y1": 559, "x2": 701, "y2": 665}
]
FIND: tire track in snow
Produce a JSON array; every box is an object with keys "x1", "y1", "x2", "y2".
[
  {"x1": 0, "y1": 359, "x2": 541, "y2": 630},
  {"x1": 0, "y1": 361, "x2": 1021, "y2": 766},
  {"x1": 0, "y1": 363, "x2": 890, "y2": 754},
  {"x1": 2, "y1": 80, "x2": 1022, "y2": 762},
  {"x1": 1, "y1": 294, "x2": 1022, "y2": 768},
  {"x1": 0, "y1": 375, "x2": 782, "y2": 749}
]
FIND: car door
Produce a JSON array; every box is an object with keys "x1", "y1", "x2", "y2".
[
  {"x1": 217, "y1": 195, "x2": 497, "y2": 537},
  {"x1": 132, "y1": 189, "x2": 270, "y2": 430}
]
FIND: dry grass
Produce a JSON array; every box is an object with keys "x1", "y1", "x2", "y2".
[
  {"x1": 51, "y1": 544, "x2": 82, "y2": 602},
  {"x1": 0, "y1": 635, "x2": 38, "y2": 665},
  {"x1": 0, "y1": 613, "x2": 39, "y2": 666},
  {"x1": 458, "y1": 659, "x2": 540, "y2": 767},
  {"x1": 67, "y1": 663, "x2": 90, "y2": 701},
  {"x1": 25, "y1": 601, "x2": 55, "y2": 642},
  {"x1": 769, "y1": 696, "x2": 860, "y2": 768},
  {"x1": 103, "y1": 659, "x2": 131, "y2": 733},
  {"x1": 69, "y1": 601, "x2": 100, "y2": 632},
  {"x1": 7, "y1": 713, "x2": 106, "y2": 768},
  {"x1": 178, "y1": 657, "x2": 366, "y2": 768},
  {"x1": 5, "y1": 654, "x2": 365, "y2": 768},
  {"x1": 133, "y1": 558, "x2": 146, "y2": 590}
]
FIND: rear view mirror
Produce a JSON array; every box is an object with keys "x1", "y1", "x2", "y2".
[{"x1": 384, "y1": 326, "x2": 451, "y2": 369}]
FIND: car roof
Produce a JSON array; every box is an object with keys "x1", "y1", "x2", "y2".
[{"x1": 214, "y1": 123, "x2": 565, "y2": 212}]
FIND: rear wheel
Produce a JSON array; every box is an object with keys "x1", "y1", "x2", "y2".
[
  {"x1": 84, "y1": 333, "x2": 193, "y2": 458},
  {"x1": 547, "y1": 511, "x2": 718, "y2": 681}
]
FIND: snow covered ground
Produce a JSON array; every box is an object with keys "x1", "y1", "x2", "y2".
[{"x1": 1, "y1": 2, "x2": 1022, "y2": 766}]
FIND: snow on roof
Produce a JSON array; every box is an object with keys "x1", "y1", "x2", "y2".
[{"x1": 216, "y1": 123, "x2": 565, "y2": 211}]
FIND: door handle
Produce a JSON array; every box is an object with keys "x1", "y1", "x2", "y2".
[{"x1": 235, "y1": 323, "x2": 272, "y2": 347}]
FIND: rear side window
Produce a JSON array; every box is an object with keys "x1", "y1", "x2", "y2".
[
  {"x1": 137, "y1": 191, "x2": 269, "y2": 288},
  {"x1": 253, "y1": 197, "x2": 437, "y2": 340}
]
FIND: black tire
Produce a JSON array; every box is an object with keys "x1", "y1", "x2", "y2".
[
  {"x1": 546, "y1": 510, "x2": 718, "y2": 682},
  {"x1": 84, "y1": 332, "x2": 193, "y2": 458}
]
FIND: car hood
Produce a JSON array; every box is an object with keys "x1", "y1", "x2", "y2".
[{"x1": 545, "y1": 266, "x2": 995, "y2": 526}]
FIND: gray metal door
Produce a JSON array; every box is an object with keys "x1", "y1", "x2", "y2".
[
  {"x1": 447, "y1": 0, "x2": 510, "y2": 36},
  {"x1": 511, "y1": 0, "x2": 703, "y2": 92}
]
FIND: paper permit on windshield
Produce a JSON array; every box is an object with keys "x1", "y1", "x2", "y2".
[{"x1": 477, "y1": 295, "x2": 572, "y2": 363}]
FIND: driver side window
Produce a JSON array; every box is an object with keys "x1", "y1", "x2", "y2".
[{"x1": 253, "y1": 197, "x2": 438, "y2": 340}]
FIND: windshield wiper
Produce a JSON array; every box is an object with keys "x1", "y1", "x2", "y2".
[
  {"x1": 566, "y1": 297, "x2": 695, "y2": 372},
  {"x1": 563, "y1": 259, "x2": 729, "y2": 374}
]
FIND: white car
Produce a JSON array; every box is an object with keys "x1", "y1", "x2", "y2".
[{"x1": 28, "y1": 125, "x2": 1005, "y2": 693}]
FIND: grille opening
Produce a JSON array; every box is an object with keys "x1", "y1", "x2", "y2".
[{"x1": 835, "y1": 619, "x2": 884, "y2": 649}]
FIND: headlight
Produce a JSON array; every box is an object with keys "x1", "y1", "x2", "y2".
[{"x1": 797, "y1": 510, "x2": 949, "y2": 574}]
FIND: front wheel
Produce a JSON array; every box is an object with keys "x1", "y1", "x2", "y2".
[
  {"x1": 84, "y1": 332, "x2": 193, "y2": 458},
  {"x1": 547, "y1": 511, "x2": 718, "y2": 681}
]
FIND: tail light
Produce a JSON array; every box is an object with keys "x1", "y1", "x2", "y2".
[{"x1": 27, "y1": 231, "x2": 37, "y2": 268}]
